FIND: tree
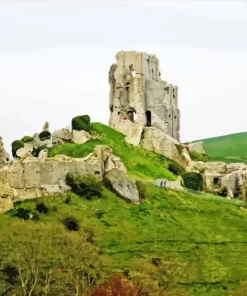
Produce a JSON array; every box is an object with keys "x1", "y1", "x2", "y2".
[
  {"x1": 59, "y1": 231, "x2": 107, "y2": 296},
  {"x1": 0, "y1": 221, "x2": 64, "y2": 296},
  {"x1": 91, "y1": 274, "x2": 138, "y2": 296}
]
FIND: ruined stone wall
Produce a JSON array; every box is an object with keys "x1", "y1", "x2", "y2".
[{"x1": 108, "y1": 51, "x2": 180, "y2": 141}]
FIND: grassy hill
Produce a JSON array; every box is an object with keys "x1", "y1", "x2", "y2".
[
  {"x1": 193, "y1": 132, "x2": 247, "y2": 164},
  {"x1": 1, "y1": 123, "x2": 247, "y2": 295}
]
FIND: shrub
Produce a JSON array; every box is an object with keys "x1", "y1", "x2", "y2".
[
  {"x1": 64, "y1": 195, "x2": 71, "y2": 204},
  {"x1": 13, "y1": 207, "x2": 31, "y2": 220},
  {"x1": 168, "y1": 162, "x2": 184, "y2": 176},
  {"x1": 35, "y1": 202, "x2": 48, "y2": 214},
  {"x1": 71, "y1": 115, "x2": 91, "y2": 131},
  {"x1": 62, "y1": 216, "x2": 80, "y2": 231},
  {"x1": 136, "y1": 181, "x2": 147, "y2": 200},
  {"x1": 66, "y1": 173, "x2": 103, "y2": 200},
  {"x1": 11, "y1": 140, "x2": 24, "y2": 158},
  {"x1": 39, "y1": 131, "x2": 51, "y2": 141},
  {"x1": 21, "y1": 136, "x2": 34, "y2": 143},
  {"x1": 182, "y1": 172, "x2": 204, "y2": 191}
]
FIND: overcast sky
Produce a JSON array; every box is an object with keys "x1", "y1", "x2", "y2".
[{"x1": 1, "y1": 1, "x2": 247, "y2": 152}]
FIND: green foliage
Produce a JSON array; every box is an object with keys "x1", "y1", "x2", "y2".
[
  {"x1": 21, "y1": 136, "x2": 34, "y2": 143},
  {"x1": 66, "y1": 173, "x2": 103, "y2": 200},
  {"x1": 35, "y1": 202, "x2": 48, "y2": 214},
  {"x1": 39, "y1": 130, "x2": 51, "y2": 141},
  {"x1": 11, "y1": 140, "x2": 24, "y2": 158},
  {"x1": 168, "y1": 162, "x2": 184, "y2": 176},
  {"x1": 49, "y1": 123, "x2": 177, "y2": 180},
  {"x1": 136, "y1": 180, "x2": 147, "y2": 200},
  {"x1": 62, "y1": 216, "x2": 80, "y2": 231},
  {"x1": 182, "y1": 172, "x2": 204, "y2": 191},
  {"x1": 1, "y1": 185, "x2": 247, "y2": 295},
  {"x1": 71, "y1": 114, "x2": 91, "y2": 131},
  {"x1": 189, "y1": 150, "x2": 209, "y2": 162}
]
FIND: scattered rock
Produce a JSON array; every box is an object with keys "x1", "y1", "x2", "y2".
[
  {"x1": 104, "y1": 168, "x2": 139, "y2": 203},
  {"x1": 52, "y1": 128, "x2": 72, "y2": 145},
  {"x1": 72, "y1": 130, "x2": 91, "y2": 144},
  {"x1": 16, "y1": 147, "x2": 32, "y2": 159}
]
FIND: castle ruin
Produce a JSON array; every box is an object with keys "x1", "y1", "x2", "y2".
[{"x1": 108, "y1": 51, "x2": 180, "y2": 141}]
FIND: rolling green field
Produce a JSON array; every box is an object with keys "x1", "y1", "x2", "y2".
[
  {"x1": 1, "y1": 186, "x2": 247, "y2": 295},
  {"x1": 2, "y1": 123, "x2": 247, "y2": 295},
  {"x1": 194, "y1": 132, "x2": 247, "y2": 164}
]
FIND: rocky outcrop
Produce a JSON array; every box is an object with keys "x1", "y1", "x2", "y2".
[
  {"x1": 188, "y1": 141, "x2": 205, "y2": 154},
  {"x1": 192, "y1": 161, "x2": 247, "y2": 198},
  {"x1": 104, "y1": 168, "x2": 139, "y2": 203},
  {"x1": 72, "y1": 130, "x2": 91, "y2": 144},
  {"x1": 0, "y1": 145, "x2": 139, "y2": 213},
  {"x1": 0, "y1": 137, "x2": 10, "y2": 168},
  {"x1": 139, "y1": 127, "x2": 192, "y2": 170},
  {"x1": 152, "y1": 177, "x2": 184, "y2": 190},
  {"x1": 52, "y1": 128, "x2": 72, "y2": 145}
]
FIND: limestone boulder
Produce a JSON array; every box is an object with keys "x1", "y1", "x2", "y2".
[
  {"x1": 16, "y1": 147, "x2": 32, "y2": 159},
  {"x1": 104, "y1": 168, "x2": 139, "y2": 203},
  {"x1": 72, "y1": 130, "x2": 91, "y2": 144},
  {"x1": 188, "y1": 141, "x2": 204, "y2": 154},
  {"x1": 152, "y1": 177, "x2": 184, "y2": 190},
  {"x1": 52, "y1": 128, "x2": 72, "y2": 145},
  {"x1": 38, "y1": 149, "x2": 48, "y2": 161},
  {"x1": 139, "y1": 127, "x2": 192, "y2": 170},
  {"x1": 114, "y1": 122, "x2": 144, "y2": 146}
]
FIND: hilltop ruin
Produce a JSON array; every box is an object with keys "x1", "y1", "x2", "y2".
[{"x1": 108, "y1": 51, "x2": 180, "y2": 141}]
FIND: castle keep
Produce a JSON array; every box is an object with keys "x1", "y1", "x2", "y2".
[{"x1": 108, "y1": 51, "x2": 180, "y2": 141}]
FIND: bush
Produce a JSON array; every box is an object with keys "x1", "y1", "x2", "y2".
[
  {"x1": 11, "y1": 140, "x2": 24, "y2": 158},
  {"x1": 66, "y1": 173, "x2": 103, "y2": 200},
  {"x1": 71, "y1": 115, "x2": 91, "y2": 131},
  {"x1": 13, "y1": 207, "x2": 31, "y2": 220},
  {"x1": 62, "y1": 216, "x2": 80, "y2": 231},
  {"x1": 182, "y1": 172, "x2": 204, "y2": 191},
  {"x1": 35, "y1": 202, "x2": 48, "y2": 214},
  {"x1": 168, "y1": 162, "x2": 184, "y2": 176},
  {"x1": 21, "y1": 136, "x2": 34, "y2": 143},
  {"x1": 39, "y1": 131, "x2": 51, "y2": 141},
  {"x1": 64, "y1": 195, "x2": 72, "y2": 204},
  {"x1": 136, "y1": 181, "x2": 147, "y2": 200},
  {"x1": 175, "y1": 144, "x2": 184, "y2": 153}
]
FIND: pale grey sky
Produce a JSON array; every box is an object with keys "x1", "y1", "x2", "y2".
[{"x1": 1, "y1": 1, "x2": 247, "y2": 152}]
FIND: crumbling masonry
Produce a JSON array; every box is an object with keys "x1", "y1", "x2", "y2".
[{"x1": 108, "y1": 51, "x2": 180, "y2": 141}]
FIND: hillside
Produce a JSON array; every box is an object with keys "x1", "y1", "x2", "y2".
[
  {"x1": 1, "y1": 123, "x2": 247, "y2": 295},
  {"x1": 193, "y1": 132, "x2": 247, "y2": 164}
]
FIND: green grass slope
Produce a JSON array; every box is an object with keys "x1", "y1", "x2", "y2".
[
  {"x1": 193, "y1": 132, "x2": 247, "y2": 163},
  {"x1": 1, "y1": 187, "x2": 246, "y2": 296},
  {"x1": 49, "y1": 123, "x2": 177, "y2": 180}
]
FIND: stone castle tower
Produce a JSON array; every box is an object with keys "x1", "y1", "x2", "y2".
[{"x1": 108, "y1": 51, "x2": 180, "y2": 141}]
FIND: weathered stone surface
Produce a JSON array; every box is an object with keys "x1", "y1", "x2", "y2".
[
  {"x1": 192, "y1": 160, "x2": 247, "y2": 198},
  {"x1": 38, "y1": 149, "x2": 48, "y2": 161},
  {"x1": 109, "y1": 51, "x2": 180, "y2": 141},
  {"x1": 114, "y1": 122, "x2": 144, "y2": 146},
  {"x1": 152, "y1": 177, "x2": 184, "y2": 190},
  {"x1": 104, "y1": 168, "x2": 139, "y2": 203},
  {"x1": 0, "y1": 145, "x2": 131, "y2": 212},
  {"x1": 139, "y1": 127, "x2": 192, "y2": 170},
  {"x1": 16, "y1": 147, "x2": 32, "y2": 159},
  {"x1": 52, "y1": 128, "x2": 72, "y2": 145},
  {"x1": 72, "y1": 130, "x2": 91, "y2": 144},
  {"x1": 188, "y1": 141, "x2": 204, "y2": 154},
  {"x1": 0, "y1": 137, "x2": 10, "y2": 168}
]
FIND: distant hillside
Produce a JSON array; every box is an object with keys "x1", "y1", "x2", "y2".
[{"x1": 192, "y1": 132, "x2": 247, "y2": 163}]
